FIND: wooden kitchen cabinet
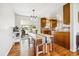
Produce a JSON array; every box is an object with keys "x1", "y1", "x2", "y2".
[
  {"x1": 54, "y1": 32, "x2": 70, "y2": 50},
  {"x1": 64, "y1": 32, "x2": 70, "y2": 49},
  {"x1": 63, "y1": 3, "x2": 70, "y2": 25},
  {"x1": 40, "y1": 18, "x2": 46, "y2": 28},
  {"x1": 50, "y1": 19, "x2": 57, "y2": 28}
]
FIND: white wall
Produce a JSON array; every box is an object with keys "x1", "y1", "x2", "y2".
[
  {"x1": 56, "y1": 6, "x2": 63, "y2": 22},
  {"x1": 70, "y1": 3, "x2": 79, "y2": 52},
  {"x1": 15, "y1": 14, "x2": 31, "y2": 27},
  {"x1": 56, "y1": 5, "x2": 63, "y2": 29},
  {"x1": 0, "y1": 4, "x2": 15, "y2": 55}
]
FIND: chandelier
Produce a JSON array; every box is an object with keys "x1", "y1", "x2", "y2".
[{"x1": 30, "y1": 9, "x2": 38, "y2": 19}]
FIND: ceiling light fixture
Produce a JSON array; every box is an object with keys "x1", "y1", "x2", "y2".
[{"x1": 31, "y1": 9, "x2": 37, "y2": 19}]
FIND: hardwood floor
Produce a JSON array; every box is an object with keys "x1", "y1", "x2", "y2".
[
  {"x1": 8, "y1": 42, "x2": 20, "y2": 56},
  {"x1": 8, "y1": 42, "x2": 79, "y2": 56}
]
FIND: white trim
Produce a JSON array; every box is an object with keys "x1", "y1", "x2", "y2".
[
  {"x1": 6, "y1": 40, "x2": 15, "y2": 56},
  {"x1": 70, "y1": 48, "x2": 76, "y2": 52}
]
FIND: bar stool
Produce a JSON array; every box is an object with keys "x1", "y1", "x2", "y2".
[
  {"x1": 49, "y1": 30, "x2": 55, "y2": 51},
  {"x1": 44, "y1": 31, "x2": 55, "y2": 53},
  {"x1": 35, "y1": 37, "x2": 45, "y2": 56}
]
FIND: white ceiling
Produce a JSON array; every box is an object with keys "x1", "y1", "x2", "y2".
[{"x1": 12, "y1": 3, "x2": 66, "y2": 18}]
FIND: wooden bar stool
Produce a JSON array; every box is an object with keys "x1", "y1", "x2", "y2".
[
  {"x1": 35, "y1": 37, "x2": 45, "y2": 56},
  {"x1": 43, "y1": 31, "x2": 55, "y2": 53},
  {"x1": 49, "y1": 30, "x2": 55, "y2": 51}
]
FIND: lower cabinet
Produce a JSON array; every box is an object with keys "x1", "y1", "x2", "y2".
[{"x1": 54, "y1": 32, "x2": 70, "y2": 50}]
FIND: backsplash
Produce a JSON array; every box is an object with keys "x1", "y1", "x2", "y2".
[{"x1": 56, "y1": 24, "x2": 70, "y2": 32}]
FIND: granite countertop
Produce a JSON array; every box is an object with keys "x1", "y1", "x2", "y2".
[
  {"x1": 28, "y1": 32, "x2": 52, "y2": 40},
  {"x1": 55, "y1": 27, "x2": 70, "y2": 32}
]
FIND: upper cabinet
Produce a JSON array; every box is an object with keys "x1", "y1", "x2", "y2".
[
  {"x1": 50, "y1": 19, "x2": 57, "y2": 28},
  {"x1": 63, "y1": 3, "x2": 70, "y2": 25},
  {"x1": 40, "y1": 18, "x2": 57, "y2": 28},
  {"x1": 40, "y1": 18, "x2": 46, "y2": 28}
]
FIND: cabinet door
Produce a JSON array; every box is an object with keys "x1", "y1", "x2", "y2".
[
  {"x1": 55, "y1": 32, "x2": 70, "y2": 49},
  {"x1": 63, "y1": 3, "x2": 70, "y2": 24},
  {"x1": 55, "y1": 32, "x2": 65, "y2": 47},
  {"x1": 41, "y1": 18, "x2": 46, "y2": 28},
  {"x1": 64, "y1": 32, "x2": 70, "y2": 49},
  {"x1": 50, "y1": 19, "x2": 57, "y2": 28}
]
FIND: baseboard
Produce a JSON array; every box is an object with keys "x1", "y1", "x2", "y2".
[
  {"x1": 6, "y1": 40, "x2": 15, "y2": 56},
  {"x1": 70, "y1": 48, "x2": 77, "y2": 52}
]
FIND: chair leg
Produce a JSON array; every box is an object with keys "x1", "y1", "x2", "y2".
[
  {"x1": 45, "y1": 43, "x2": 48, "y2": 53},
  {"x1": 36, "y1": 46, "x2": 39, "y2": 56},
  {"x1": 49, "y1": 43, "x2": 52, "y2": 52},
  {"x1": 43, "y1": 44, "x2": 45, "y2": 54}
]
